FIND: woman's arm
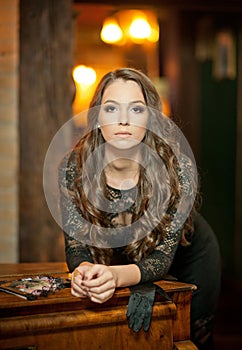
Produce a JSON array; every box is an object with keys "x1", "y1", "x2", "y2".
[
  {"x1": 72, "y1": 224, "x2": 182, "y2": 304},
  {"x1": 109, "y1": 264, "x2": 141, "y2": 287},
  {"x1": 135, "y1": 226, "x2": 183, "y2": 283},
  {"x1": 70, "y1": 224, "x2": 182, "y2": 304},
  {"x1": 64, "y1": 234, "x2": 93, "y2": 272},
  {"x1": 70, "y1": 222, "x2": 182, "y2": 303}
]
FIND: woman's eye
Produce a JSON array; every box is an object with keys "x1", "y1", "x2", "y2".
[
  {"x1": 131, "y1": 105, "x2": 146, "y2": 114},
  {"x1": 103, "y1": 105, "x2": 117, "y2": 113}
]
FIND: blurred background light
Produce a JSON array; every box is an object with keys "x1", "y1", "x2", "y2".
[
  {"x1": 100, "y1": 17, "x2": 123, "y2": 44},
  {"x1": 73, "y1": 65, "x2": 97, "y2": 86},
  {"x1": 100, "y1": 9, "x2": 159, "y2": 45},
  {"x1": 129, "y1": 17, "x2": 151, "y2": 40}
]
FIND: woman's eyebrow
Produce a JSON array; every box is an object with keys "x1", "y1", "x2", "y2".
[
  {"x1": 103, "y1": 99, "x2": 118, "y2": 104},
  {"x1": 129, "y1": 100, "x2": 146, "y2": 105},
  {"x1": 103, "y1": 99, "x2": 146, "y2": 105}
]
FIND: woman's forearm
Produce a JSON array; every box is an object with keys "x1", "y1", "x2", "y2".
[{"x1": 109, "y1": 264, "x2": 141, "y2": 288}]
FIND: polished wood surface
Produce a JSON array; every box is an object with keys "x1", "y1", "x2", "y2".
[{"x1": 0, "y1": 263, "x2": 197, "y2": 350}]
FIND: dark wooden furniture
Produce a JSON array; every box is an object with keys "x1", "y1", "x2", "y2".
[{"x1": 0, "y1": 263, "x2": 197, "y2": 349}]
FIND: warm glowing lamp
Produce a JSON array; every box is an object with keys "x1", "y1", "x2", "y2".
[
  {"x1": 100, "y1": 10, "x2": 159, "y2": 45},
  {"x1": 100, "y1": 17, "x2": 123, "y2": 44},
  {"x1": 73, "y1": 65, "x2": 96, "y2": 86},
  {"x1": 129, "y1": 17, "x2": 151, "y2": 40}
]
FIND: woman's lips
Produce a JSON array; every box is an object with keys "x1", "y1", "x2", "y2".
[{"x1": 115, "y1": 131, "x2": 132, "y2": 137}]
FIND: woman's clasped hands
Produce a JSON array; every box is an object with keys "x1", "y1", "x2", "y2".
[{"x1": 71, "y1": 262, "x2": 117, "y2": 303}]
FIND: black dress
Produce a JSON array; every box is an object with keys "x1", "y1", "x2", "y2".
[
  {"x1": 169, "y1": 213, "x2": 221, "y2": 349},
  {"x1": 59, "y1": 154, "x2": 221, "y2": 350}
]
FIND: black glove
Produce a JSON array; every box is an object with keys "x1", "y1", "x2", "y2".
[{"x1": 126, "y1": 282, "x2": 172, "y2": 332}]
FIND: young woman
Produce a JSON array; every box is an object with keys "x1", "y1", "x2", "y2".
[{"x1": 59, "y1": 68, "x2": 221, "y2": 349}]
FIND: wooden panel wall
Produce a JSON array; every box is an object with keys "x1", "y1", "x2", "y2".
[
  {"x1": 0, "y1": 0, "x2": 19, "y2": 262},
  {"x1": 19, "y1": 0, "x2": 73, "y2": 262}
]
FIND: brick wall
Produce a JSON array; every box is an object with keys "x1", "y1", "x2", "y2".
[{"x1": 0, "y1": 0, "x2": 19, "y2": 262}]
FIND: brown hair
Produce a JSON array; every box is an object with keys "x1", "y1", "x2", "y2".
[{"x1": 71, "y1": 68, "x2": 198, "y2": 264}]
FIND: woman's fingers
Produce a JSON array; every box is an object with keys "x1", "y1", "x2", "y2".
[
  {"x1": 71, "y1": 278, "x2": 88, "y2": 297},
  {"x1": 71, "y1": 278, "x2": 114, "y2": 302},
  {"x1": 82, "y1": 274, "x2": 113, "y2": 289},
  {"x1": 71, "y1": 288, "x2": 87, "y2": 298},
  {"x1": 75, "y1": 263, "x2": 93, "y2": 279},
  {"x1": 89, "y1": 286, "x2": 115, "y2": 303},
  {"x1": 89, "y1": 281, "x2": 115, "y2": 295},
  {"x1": 82, "y1": 265, "x2": 115, "y2": 287},
  {"x1": 71, "y1": 267, "x2": 91, "y2": 297},
  {"x1": 71, "y1": 264, "x2": 116, "y2": 303},
  {"x1": 82, "y1": 264, "x2": 105, "y2": 281}
]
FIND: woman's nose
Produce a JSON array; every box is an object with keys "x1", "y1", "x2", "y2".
[{"x1": 118, "y1": 107, "x2": 130, "y2": 125}]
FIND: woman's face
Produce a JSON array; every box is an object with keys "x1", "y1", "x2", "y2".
[{"x1": 98, "y1": 79, "x2": 149, "y2": 150}]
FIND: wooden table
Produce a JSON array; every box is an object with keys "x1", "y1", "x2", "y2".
[{"x1": 0, "y1": 263, "x2": 197, "y2": 350}]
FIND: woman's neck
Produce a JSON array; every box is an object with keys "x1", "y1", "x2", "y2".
[
  {"x1": 104, "y1": 146, "x2": 141, "y2": 190},
  {"x1": 105, "y1": 161, "x2": 140, "y2": 190}
]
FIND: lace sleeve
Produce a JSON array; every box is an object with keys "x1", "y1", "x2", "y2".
[
  {"x1": 134, "y1": 153, "x2": 197, "y2": 283},
  {"x1": 135, "y1": 227, "x2": 182, "y2": 283},
  {"x1": 64, "y1": 234, "x2": 93, "y2": 272},
  {"x1": 59, "y1": 152, "x2": 93, "y2": 272}
]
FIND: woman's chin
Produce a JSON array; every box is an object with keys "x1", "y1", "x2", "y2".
[{"x1": 106, "y1": 138, "x2": 141, "y2": 150}]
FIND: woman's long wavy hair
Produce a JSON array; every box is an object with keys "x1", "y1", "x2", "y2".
[{"x1": 71, "y1": 68, "x2": 198, "y2": 264}]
